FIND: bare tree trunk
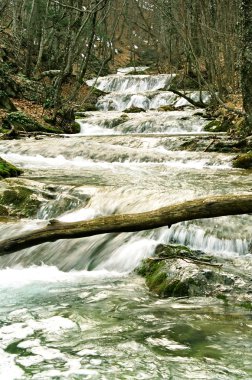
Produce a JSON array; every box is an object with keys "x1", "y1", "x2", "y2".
[
  {"x1": 34, "y1": 0, "x2": 51, "y2": 74},
  {"x1": 0, "y1": 194, "x2": 251, "y2": 255},
  {"x1": 24, "y1": 0, "x2": 37, "y2": 77},
  {"x1": 241, "y1": 0, "x2": 252, "y2": 136}
]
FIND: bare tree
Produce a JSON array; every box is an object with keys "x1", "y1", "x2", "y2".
[{"x1": 241, "y1": 0, "x2": 252, "y2": 135}]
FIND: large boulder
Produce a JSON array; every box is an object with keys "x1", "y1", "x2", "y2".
[
  {"x1": 2, "y1": 111, "x2": 62, "y2": 134},
  {"x1": 137, "y1": 244, "x2": 250, "y2": 299}
]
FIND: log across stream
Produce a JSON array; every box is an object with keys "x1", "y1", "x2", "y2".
[{"x1": 0, "y1": 194, "x2": 251, "y2": 255}]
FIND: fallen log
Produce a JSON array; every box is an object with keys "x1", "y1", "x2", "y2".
[{"x1": 0, "y1": 194, "x2": 251, "y2": 256}]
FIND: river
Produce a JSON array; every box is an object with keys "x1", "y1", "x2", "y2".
[{"x1": 0, "y1": 68, "x2": 251, "y2": 379}]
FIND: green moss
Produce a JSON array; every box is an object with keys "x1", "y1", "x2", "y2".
[
  {"x1": 0, "y1": 158, "x2": 22, "y2": 178},
  {"x1": 63, "y1": 121, "x2": 80, "y2": 134},
  {"x1": 125, "y1": 107, "x2": 146, "y2": 113},
  {"x1": 216, "y1": 293, "x2": 229, "y2": 305},
  {"x1": 160, "y1": 279, "x2": 190, "y2": 297},
  {"x1": 145, "y1": 262, "x2": 190, "y2": 297},
  {"x1": 3, "y1": 112, "x2": 62, "y2": 133},
  {"x1": 155, "y1": 243, "x2": 192, "y2": 259},
  {"x1": 204, "y1": 120, "x2": 228, "y2": 132},
  {"x1": 137, "y1": 244, "x2": 204, "y2": 298},
  {"x1": 103, "y1": 115, "x2": 129, "y2": 129},
  {"x1": 232, "y1": 152, "x2": 252, "y2": 169},
  {"x1": 82, "y1": 103, "x2": 97, "y2": 112},
  {"x1": 0, "y1": 204, "x2": 8, "y2": 216},
  {"x1": 158, "y1": 105, "x2": 176, "y2": 112},
  {"x1": 239, "y1": 301, "x2": 252, "y2": 311},
  {"x1": 0, "y1": 186, "x2": 41, "y2": 217}
]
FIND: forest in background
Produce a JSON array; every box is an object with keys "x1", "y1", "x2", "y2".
[{"x1": 0, "y1": 0, "x2": 252, "y2": 136}]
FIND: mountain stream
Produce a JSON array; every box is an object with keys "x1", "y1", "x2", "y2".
[{"x1": 0, "y1": 68, "x2": 251, "y2": 379}]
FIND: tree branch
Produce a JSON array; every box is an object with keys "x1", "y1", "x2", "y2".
[{"x1": 0, "y1": 194, "x2": 251, "y2": 255}]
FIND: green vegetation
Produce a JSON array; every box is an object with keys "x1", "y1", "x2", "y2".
[
  {"x1": 0, "y1": 186, "x2": 41, "y2": 217},
  {"x1": 233, "y1": 152, "x2": 252, "y2": 169},
  {"x1": 158, "y1": 105, "x2": 176, "y2": 112},
  {"x1": 0, "y1": 158, "x2": 22, "y2": 179},
  {"x1": 136, "y1": 244, "x2": 196, "y2": 297},
  {"x1": 204, "y1": 120, "x2": 229, "y2": 133},
  {"x1": 3, "y1": 112, "x2": 62, "y2": 134},
  {"x1": 137, "y1": 257, "x2": 191, "y2": 297}
]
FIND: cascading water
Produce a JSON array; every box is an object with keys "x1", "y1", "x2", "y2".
[{"x1": 0, "y1": 68, "x2": 251, "y2": 379}]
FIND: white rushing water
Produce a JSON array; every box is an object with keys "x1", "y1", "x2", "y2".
[
  {"x1": 77, "y1": 110, "x2": 209, "y2": 135},
  {"x1": 86, "y1": 73, "x2": 176, "y2": 93},
  {"x1": 0, "y1": 67, "x2": 251, "y2": 379}
]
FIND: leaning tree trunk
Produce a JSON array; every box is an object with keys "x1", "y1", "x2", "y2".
[
  {"x1": 241, "y1": 0, "x2": 252, "y2": 136},
  {"x1": 0, "y1": 194, "x2": 251, "y2": 255}
]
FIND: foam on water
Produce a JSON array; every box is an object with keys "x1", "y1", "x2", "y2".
[
  {"x1": 96, "y1": 91, "x2": 211, "y2": 112},
  {"x1": 116, "y1": 66, "x2": 149, "y2": 75},
  {"x1": 0, "y1": 265, "x2": 125, "y2": 289},
  {"x1": 78, "y1": 122, "x2": 120, "y2": 135},
  {"x1": 0, "y1": 146, "x2": 233, "y2": 169},
  {"x1": 86, "y1": 73, "x2": 175, "y2": 93}
]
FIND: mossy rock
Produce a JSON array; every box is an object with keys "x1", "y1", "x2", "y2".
[
  {"x1": 0, "y1": 158, "x2": 22, "y2": 178},
  {"x1": 158, "y1": 105, "x2": 176, "y2": 112},
  {"x1": 103, "y1": 115, "x2": 129, "y2": 129},
  {"x1": 68, "y1": 121, "x2": 80, "y2": 133},
  {"x1": 136, "y1": 244, "x2": 197, "y2": 297},
  {"x1": 0, "y1": 186, "x2": 41, "y2": 217},
  {"x1": 124, "y1": 106, "x2": 146, "y2": 113},
  {"x1": 0, "y1": 204, "x2": 8, "y2": 216},
  {"x1": 3, "y1": 112, "x2": 62, "y2": 134},
  {"x1": 137, "y1": 258, "x2": 191, "y2": 297},
  {"x1": 204, "y1": 120, "x2": 228, "y2": 132},
  {"x1": 82, "y1": 103, "x2": 97, "y2": 112},
  {"x1": 233, "y1": 152, "x2": 252, "y2": 169},
  {"x1": 136, "y1": 244, "x2": 234, "y2": 298}
]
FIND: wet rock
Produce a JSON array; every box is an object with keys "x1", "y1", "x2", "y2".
[
  {"x1": 233, "y1": 152, "x2": 252, "y2": 169},
  {"x1": 0, "y1": 179, "x2": 91, "y2": 218},
  {"x1": 124, "y1": 106, "x2": 146, "y2": 113},
  {"x1": 137, "y1": 244, "x2": 248, "y2": 299},
  {"x1": 158, "y1": 105, "x2": 176, "y2": 112},
  {"x1": 81, "y1": 103, "x2": 97, "y2": 112},
  {"x1": 3, "y1": 112, "x2": 61, "y2": 134},
  {"x1": 0, "y1": 158, "x2": 22, "y2": 179},
  {"x1": 204, "y1": 120, "x2": 228, "y2": 132},
  {"x1": 103, "y1": 114, "x2": 129, "y2": 128},
  {"x1": 0, "y1": 186, "x2": 43, "y2": 217},
  {"x1": 0, "y1": 204, "x2": 8, "y2": 216}
]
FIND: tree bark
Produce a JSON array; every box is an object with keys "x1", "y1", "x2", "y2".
[
  {"x1": 0, "y1": 194, "x2": 251, "y2": 255},
  {"x1": 241, "y1": 0, "x2": 252, "y2": 136}
]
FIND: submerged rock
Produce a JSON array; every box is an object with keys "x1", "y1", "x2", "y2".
[
  {"x1": 137, "y1": 244, "x2": 252, "y2": 299},
  {"x1": 0, "y1": 179, "x2": 91, "y2": 218}
]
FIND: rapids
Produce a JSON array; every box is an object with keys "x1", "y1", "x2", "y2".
[{"x1": 0, "y1": 69, "x2": 251, "y2": 379}]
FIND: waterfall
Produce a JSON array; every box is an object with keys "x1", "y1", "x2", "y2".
[
  {"x1": 0, "y1": 67, "x2": 251, "y2": 380},
  {"x1": 0, "y1": 67, "x2": 250, "y2": 272}
]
